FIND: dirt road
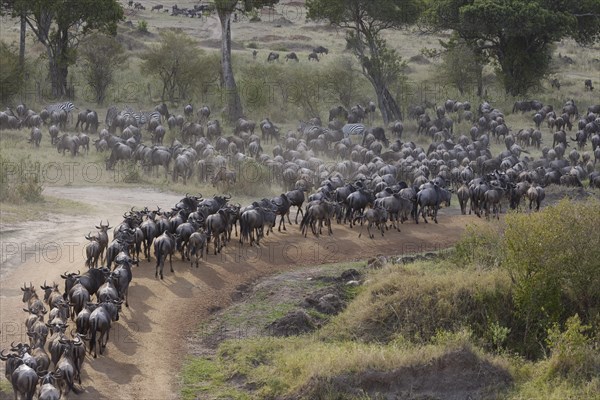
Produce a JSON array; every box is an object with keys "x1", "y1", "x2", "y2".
[{"x1": 0, "y1": 186, "x2": 476, "y2": 399}]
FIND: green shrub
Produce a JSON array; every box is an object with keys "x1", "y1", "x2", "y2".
[
  {"x1": 137, "y1": 20, "x2": 148, "y2": 33},
  {"x1": 453, "y1": 223, "x2": 505, "y2": 269},
  {"x1": 502, "y1": 199, "x2": 600, "y2": 358},
  {"x1": 0, "y1": 42, "x2": 24, "y2": 105},
  {"x1": 0, "y1": 155, "x2": 44, "y2": 204},
  {"x1": 246, "y1": 42, "x2": 259, "y2": 49},
  {"x1": 545, "y1": 314, "x2": 600, "y2": 381}
]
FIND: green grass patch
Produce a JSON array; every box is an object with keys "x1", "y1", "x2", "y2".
[{"x1": 0, "y1": 195, "x2": 95, "y2": 224}]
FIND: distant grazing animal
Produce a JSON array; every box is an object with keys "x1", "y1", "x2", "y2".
[
  {"x1": 308, "y1": 52, "x2": 319, "y2": 62},
  {"x1": 585, "y1": 79, "x2": 594, "y2": 91},
  {"x1": 285, "y1": 52, "x2": 299, "y2": 62},
  {"x1": 267, "y1": 52, "x2": 279, "y2": 62},
  {"x1": 313, "y1": 46, "x2": 329, "y2": 55}
]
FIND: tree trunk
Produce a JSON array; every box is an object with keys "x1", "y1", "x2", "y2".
[
  {"x1": 217, "y1": 8, "x2": 243, "y2": 123},
  {"x1": 48, "y1": 29, "x2": 70, "y2": 98},
  {"x1": 375, "y1": 84, "x2": 402, "y2": 125},
  {"x1": 19, "y1": 15, "x2": 26, "y2": 67}
]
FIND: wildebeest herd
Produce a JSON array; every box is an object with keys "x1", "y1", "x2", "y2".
[{"x1": 2, "y1": 92, "x2": 600, "y2": 397}]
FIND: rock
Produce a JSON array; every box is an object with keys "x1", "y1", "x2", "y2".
[
  {"x1": 316, "y1": 293, "x2": 344, "y2": 315},
  {"x1": 341, "y1": 268, "x2": 361, "y2": 281},
  {"x1": 267, "y1": 310, "x2": 316, "y2": 337}
]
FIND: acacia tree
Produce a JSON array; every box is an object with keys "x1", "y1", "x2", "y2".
[
  {"x1": 306, "y1": 0, "x2": 423, "y2": 124},
  {"x1": 3, "y1": 0, "x2": 123, "y2": 98},
  {"x1": 426, "y1": 0, "x2": 600, "y2": 96},
  {"x1": 214, "y1": 0, "x2": 244, "y2": 123},
  {"x1": 79, "y1": 34, "x2": 125, "y2": 104}
]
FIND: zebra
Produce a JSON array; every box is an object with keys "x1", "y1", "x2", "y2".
[
  {"x1": 342, "y1": 123, "x2": 366, "y2": 138},
  {"x1": 44, "y1": 101, "x2": 76, "y2": 114},
  {"x1": 44, "y1": 101, "x2": 77, "y2": 124}
]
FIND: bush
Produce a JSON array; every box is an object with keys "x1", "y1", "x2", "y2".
[
  {"x1": 323, "y1": 262, "x2": 514, "y2": 347},
  {"x1": 545, "y1": 314, "x2": 600, "y2": 382},
  {"x1": 137, "y1": 20, "x2": 148, "y2": 33},
  {"x1": 453, "y1": 223, "x2": 505, "y2": 269},
  {"x1": 246, "y1": 42, "x2": 259, "y2": 49},
  {"x1": 0, "y1": 155, "x2": 44, "y2": 204},
  {"x1": 502, "y1": 199, "x2": 600, "y2": 358},
  {"x1": 79, "y1": 34, "x2": 126, "y2": 104},
  {"x1": 0, "y1": 42, "x2": 24, "y2": 105}
]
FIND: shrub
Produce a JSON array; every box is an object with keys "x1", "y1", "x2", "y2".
[
  {"x1": 453, "y1": 223, "x2": 505, "y2": 269},
  {"x1": 79, "y1": 34, "x2": 126, "y2": 104},
  {"x1": 545, "y1": 314, "x2": 600, "y2": 381},
  {"x1": 0, "y1": 155, "x2": 44, "y2": 204},
  {"x1": 0, "y1": 42, "x2": 24, "y2": 105},
  {"x1": 246, "y1": 42, "x2": 259, "y2": 49},
  {"x1": 137, "y1": 20, "x2": 148, "y2": 33},
  {"x1": 502, "y1": 199, "x2": 600, "y2": 358}
]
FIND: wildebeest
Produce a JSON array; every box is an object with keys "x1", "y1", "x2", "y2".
[
  {"x1": 313, "y1": 45, "x2": 329, "y2": 55},
  {"x1": 106, "y1": 142, "x2": 133, "y2": 170},
  {"x1": 27, "y1": 127, "x2": 42, "y2": 147},
  {"x1": 585, "y1": 79, "x2": 594, "y2": 91},
  {"x1": 207, "y1": 209, "x2": 231, "y2": 252},
  {"x1": 267, "y1": 52, "x2": 279, "y2": 62},
  {"x1": 0, "y1": 351, "x2": 38, "y2": 400},
  {"x1": 153, "y1": 231, "x2": 177, "y2": 279},
  {"x1": 415, "y1": 184, "x2": 450, "y2": 224},
  {"x1": 285, "y1": 52, "x2": 299, "y2": 62},
  {"x1": 211, "y1": 167, "x2": 236, "y2": 188},
  {"x1": 187, "y1": 229, "x2": 208, "y2": 268},
  {"x1": 21, "y1": 283, "x2": 45, "y2": 315},
  {"x1": 308, "y1": 52, "x2": 319, "y2": 62},
  {"x1": 56, "y1": 133, "x2": 79, "y2": 157},
  {"x1": 88, "y1": 300, "x2": 121, "y2": 357},
  {"x1": 356, "y1": 206, "x2": 388, "y2": 239}
]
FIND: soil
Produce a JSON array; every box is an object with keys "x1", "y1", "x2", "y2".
[{"x1": 0, "y1": 186, "x2": 477, "y2": 399}]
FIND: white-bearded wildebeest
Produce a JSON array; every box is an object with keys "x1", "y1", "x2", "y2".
[
  {"x1": 153, "y1": 231, "x2": 177, "y2": 279},
  {"x1": 105, "y1": 142, "x2": 133, "y2": 170},
  {"x1": 88, "y1": 300, "x2": 122, "y2": 358},
  {"x1": 84, "y1": 233, "x2": 101, "y2": 268},
  {"x1": 345, "y1": 188, "x2": 376, "y2": 228},
  {"x1": 25, "y1": 332, "x2": 51, "y2": 374},
  {"x1": 40, "y1": 281, "x2": 63, "y2": 311},
  {"x1": 207, "y1": 209, "x2": 230, "y2": 253},
  {"x1": 37, "y1": 371, "x2": 61, "y2": 400},
  {"x1": 27, "y1": 127, "x2": 41, "y2": 147},
  {"x1": 56, "y1": 338, "x2": 84, "y2": 394},
  {"x1": 21, "y1": 283, "x2": 45, "y2": 315},
  {"x1": 300, "y1": 200, "x2": 335, "y2": 237},
  {"x1": 415, "y1": 184, "x2": 450, "y2": 224},
  {"x1": 75, "y1": 302, "x2": 98, "y2": 336},
  {"x1": 175, "y1": 219, "x2": 203, "y2": 261},
  {"x1": 96, "y1": 276, "x2": 120, "y2": 303},
  {"x1": 356, "y1": 206, "x2": 388, "y2": 239},
  {"x1": 0, "y1": 350, "x2": 38, "y2": 400},
  {"x1": 112, "y1": 261, "x2": 133, "y2": 307},
  {"x1": 285, "y1": 189, "x2": 306, "y2": 224},
  {"x1": 526, "y1": 186, "x2": 545, "y2": 211},
  {"x1": 239, "y1": 206, "x2": 267, "y2": 246},
  {"x1": 187, "y1": 229, "x2": 208, "y2": 268}
]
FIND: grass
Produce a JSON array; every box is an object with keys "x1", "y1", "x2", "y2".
[
  {"x1": 181, "y1": 201, "x2": 600, "y2": 399},
  {"x1": 0, "y1": 195, "x2": 94, "y2": 224}
]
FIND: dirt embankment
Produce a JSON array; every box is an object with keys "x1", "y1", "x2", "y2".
[{"x1": 0, "y1": 186, "x2": 475, "y2": 400}]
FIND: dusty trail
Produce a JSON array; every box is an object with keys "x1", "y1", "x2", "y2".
[{"x1": 0, "y1": 186, "x2": 476, "y2": 399}]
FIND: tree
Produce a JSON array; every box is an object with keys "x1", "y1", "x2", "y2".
[
  {"x1": 79, "y1": 34, "x2": 125, "y2": 105},
  {"x1": 0, "y1": 42, "x2": 24, "y2": 105},
  {"x1": 2, "y1": 0, "x2": 123, "y2": 98},
  {"x1": 306, "y1": 0, "x2": 424, "y2": 124},
  {"x1": 214, "y1": 0, "x2": 244, "y2": 123},
  {"x1": 426, "y1": 0, "x2": 600, "y2": 96},
  {"x1": 431, "y1": 36, "x2": 485, "y2": 97},
  {"x1": 141, "y1": 31, "x2": 208, "y2": 103}
]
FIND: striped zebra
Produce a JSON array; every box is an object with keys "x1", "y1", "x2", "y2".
[
  {"x1": 342, "y1": 123, "x2": 366, "y2": 138},
  {"x1": 44, "y1": 101, "x2": 77, "y2": 123},
  {"x1": 44, "y1": 101, "x2": 77, "y2": 114},
  {"x1": 121, "y1": 107, "x2": 161, "y2": 127}
]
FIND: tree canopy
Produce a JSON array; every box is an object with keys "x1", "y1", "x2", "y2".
[
  {"x1": 2, "y1": 0, "x2": 123, "y2": 98},
  {"x1": 426, "y1": 0, "x2": 600, "y2": 95},
  {"x1": 306, "y1": 0, "x2": 424, "y2": 124}
]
